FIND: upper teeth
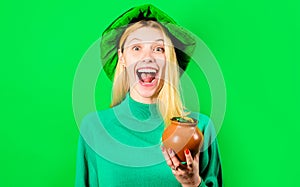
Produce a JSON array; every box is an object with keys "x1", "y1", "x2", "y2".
[{"x1": 137, "y1": 69, "x2": 157, "y2": 73}]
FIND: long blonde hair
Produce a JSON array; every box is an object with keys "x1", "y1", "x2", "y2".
[{"x1": 111, "y1": 20, "x2": 187, "y2": 126}]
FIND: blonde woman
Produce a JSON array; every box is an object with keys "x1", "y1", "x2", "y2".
[{"x1": 75, "y1": 4, "x2": 222, "y2": 187}]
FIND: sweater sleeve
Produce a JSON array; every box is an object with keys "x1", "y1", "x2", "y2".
[
  {"x1": 198, "y1": 118, "x2": 223, "y2": 187},
  {"x1": 75, "y1": 135, "x2": 88, "y2": 187},
  {"x1": 75, "y1": 135, "x2": 99, "y2": 187}
]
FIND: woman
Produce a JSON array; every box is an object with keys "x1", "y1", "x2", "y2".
[{"x1": 75, "y1": 4, "x2": 222, "y2": 187}]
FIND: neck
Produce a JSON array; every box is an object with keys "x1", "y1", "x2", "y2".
[{"x1": 129, "y1": 90, "x2": 158, "y2": 104}]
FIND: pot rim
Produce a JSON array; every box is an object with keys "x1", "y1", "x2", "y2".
[{"x1": 170, "y1": 117, "x2": 198, "y2": 126}]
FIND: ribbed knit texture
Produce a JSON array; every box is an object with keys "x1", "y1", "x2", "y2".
[{"x1": 75, "y1": 94, "x2": 222, "y2": 186}]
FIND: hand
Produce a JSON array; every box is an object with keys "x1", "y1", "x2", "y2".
[{"x1": 161, "y1": 146, "x2": 201, "y2": 187}]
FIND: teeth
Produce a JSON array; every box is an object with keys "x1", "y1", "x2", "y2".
[
  {"x1": 137, "y1": 69, "x2": 157, "y2": 73},
  {"x1": 136, "y1": 68, "x2": 157, "y2": 83}
]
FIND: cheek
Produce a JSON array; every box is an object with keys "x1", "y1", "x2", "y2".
[
  {"x1": 158, "y1": 57, "x2": 166, "y2": 70},
  {"x1": 126, "y1": 65, "x2": 135, "y2": 76},
  {"x1": 124, "y1": 63, "x2": 137, "y2": 82},
  {"x1": 123, "y1": 52, "x2": 140, "y2": 66}
]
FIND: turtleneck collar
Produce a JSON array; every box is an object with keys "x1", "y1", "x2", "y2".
[
  {"x1": 126, "y1": 94, "x2": 161, "y2": 120},
  {"x1": 111, "y1": 94, "x2": 164, "y2": 132}
]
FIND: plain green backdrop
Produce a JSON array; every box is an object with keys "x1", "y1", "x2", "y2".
[{"x1": 1, "y1": 0, "x2": 299, "y2": 186}]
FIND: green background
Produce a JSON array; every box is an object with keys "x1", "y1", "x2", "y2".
[{"x1": 1, "y1": 0, "x2": 299, "y2": 186}]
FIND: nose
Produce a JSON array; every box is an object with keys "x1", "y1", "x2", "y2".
[
  {"x1": 142, "y1": 58, "x2": 153, "y2": 63},
  {"x1": 141, "y1": 45, "x2": 154, "y2": 63}
]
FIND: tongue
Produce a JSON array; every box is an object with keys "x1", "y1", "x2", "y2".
[{"x1": 141, "y1": 73, "x2": 155, "y2": 83}]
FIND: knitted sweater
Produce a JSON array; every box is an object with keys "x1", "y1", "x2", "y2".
[{"x1": 75, "y1": 95, "x2": 222, "y2": 186}]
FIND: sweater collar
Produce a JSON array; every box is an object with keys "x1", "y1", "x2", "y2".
[
  {"x1": 125, "y1": 94, "x2": 161, "y2": 120},
  {"x1": 113, "y1": 94, "x2": 164, "y2": 132}
]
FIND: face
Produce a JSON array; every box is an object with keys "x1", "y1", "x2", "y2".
[{"x1": 118, "y1": 27, "x2": 166, "y2": 104}]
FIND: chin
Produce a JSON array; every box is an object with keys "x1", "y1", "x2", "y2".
[
  {"x1": 137, "y1": 90, "x2": 158, "y2": 99},
  {"x1": 136, "y1": 84, "x2": 159, "y2": 96},
  {"x1": 130, "y1": 84, "x2": 161, "y2": 103}
]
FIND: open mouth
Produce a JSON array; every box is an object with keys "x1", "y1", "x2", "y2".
[{"x1": 136, "y1": 68, "x2": 158, "y2": 84}]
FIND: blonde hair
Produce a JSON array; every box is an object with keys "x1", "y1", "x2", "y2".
[{"x1": 111, "y1": 20, "x2": 187, "y2": 126}]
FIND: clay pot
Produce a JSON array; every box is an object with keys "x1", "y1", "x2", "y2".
[{"x1": 162, "y1": 117, "x2": 204, "y2": 162}]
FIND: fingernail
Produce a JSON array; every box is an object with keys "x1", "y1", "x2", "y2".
[{"x1": 185, "y1": 149, "x2": 190, "y2": 155}]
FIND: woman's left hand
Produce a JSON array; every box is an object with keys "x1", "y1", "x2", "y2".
[{"x1": 161, "y1": 146, "x2": 201, "y2": 187}]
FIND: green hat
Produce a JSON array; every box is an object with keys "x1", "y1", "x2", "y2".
[{"x1": 100, "y1": 4, "x2": 196, "y2": 81}]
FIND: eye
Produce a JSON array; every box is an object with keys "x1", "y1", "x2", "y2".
[
  {"x1": 154, "y1": 46, "x2": 165, "y2": 53},
  {"x1": 132, "y1": 46, "x2": 141, "y2": 51}
]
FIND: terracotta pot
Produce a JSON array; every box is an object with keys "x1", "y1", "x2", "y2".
[{"x1": 162, "y1": 117, "x2": 204, "y2": 162}]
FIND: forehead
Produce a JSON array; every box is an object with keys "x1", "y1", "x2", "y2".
[{"x1": 125, "y1": 27, "x2": 164, "y2": 44}]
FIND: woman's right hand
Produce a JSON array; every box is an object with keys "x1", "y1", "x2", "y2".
[{"x1": 161, "y1": 146, "x2": 202, "y2": 187}]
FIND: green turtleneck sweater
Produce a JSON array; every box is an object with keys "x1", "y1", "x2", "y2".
[{"x1": 75, "y1": 95, "x2": 222, "y2": 187}]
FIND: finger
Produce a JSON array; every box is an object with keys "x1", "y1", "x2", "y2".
[
  {"x1": 175, "y1": 167, "x2": 187, "y2": 176},
  {"x1": 168, "y1": 148, "x2": 181, "y2": 170},
  {"x1": 194, "y1": 151, "x2": 200, "y2": 163},
  {"x1": 184, "y1": 149, "x2": 194, "y2": 170},
  {"x1": 161, "y1": 146, "x2": 174, "y2": 168},
  {"x1": 171, "y1": 168, "x2": 177, "y2": 175}
]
